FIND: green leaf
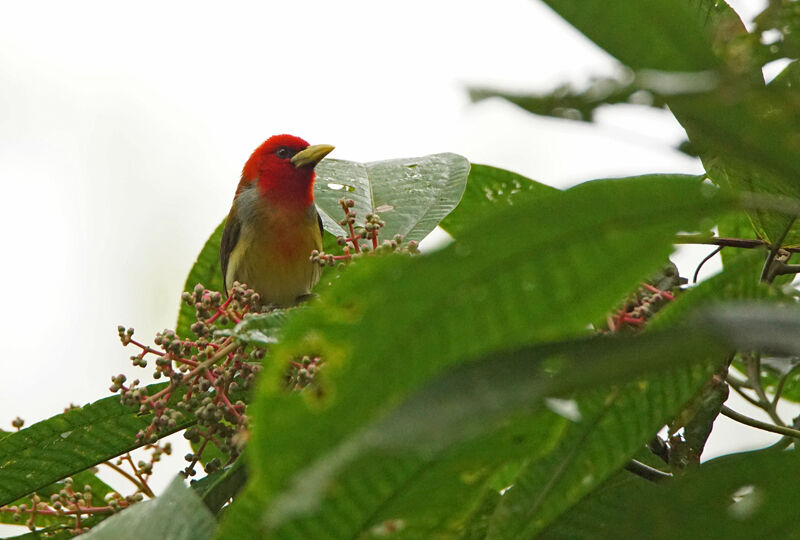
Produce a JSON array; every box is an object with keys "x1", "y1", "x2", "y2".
[
  {"x1": 222, "y1": 310, "x2": 290, "y2": 346},
  {"x1": 538, "y1": 1, "x2": 796, "y2": 246},
  {"x1": 190, "y1": 458, "x2": 248, "y2": 515},
  {"x1": 470, "y1": 76, "x2": 668, "y2": 124},
  {"x1": 314, "y1": 153, "x2": 470, "y2": 243},
  {"x1": 438, "y1": 164, "x2": 558, "y2": 238},
  {"x1": 176, "y1": 220, "x2": 226, "y2": 336},
  {"x1": 755, "y1": 2, "x2": 800, "y2": 61},
  {"x1": 81, "y1": 476, "x2": 215, "y2": 540},
  {"x1": 263, "y1": 305, "x2": 800, "y2": 539},
  {"x1": 669, "y1": 86, "x2": 800, "y2": 246},
  {"x1": 215, "y1": 174, "x2": 733, "y2": 539},
  {"x1": 0, "y1": 384, "x2": 190, "y2": 506},
  {"x1": 700, "y1": 304, "x2": 800, "y2": 358},
  {"x1": 767, "y1": 59, "x2": 800, "y2": 89},
  {"x1": 259, "y1": 330, "x2": 724, "y2": 538},
  {"x1": 357, "y1": 331, "x2": 723, "y2": 454},
  {"x1": 539, "y1": 449, "x2": 800, "y2": 538},
  {"x1": 541, "y1": 0, "x2": 723, "y2": 72},
  {"x1": 220, "y1": 332, "x2": 721, "y2": 540},
  {"x1": 480, "y1": 368, "x2": 711, "y2": 539}
]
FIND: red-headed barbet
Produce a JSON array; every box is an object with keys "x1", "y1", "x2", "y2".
[{"x1": 220, "y1": 134, "x2": 334, "y2": 306}]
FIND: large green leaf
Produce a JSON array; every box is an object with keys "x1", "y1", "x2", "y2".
[
  {"x1": 215, "y1": 174, "x2": 734, "y2": 539},
  {"x1": 258, "y1": 342, "x2": 719, "y2": 539},
  {"x1": 439, "y1": 164, "x2": 559, "y2": 238},
  {"x1": 755, "y1": 2, "x2": 800, "y2": 61},
  {"x1": 314, "y1": 153, "x2": 470, "y2": 243},
  {"x1": 479, "y1": 303, "x2": 800, "y2": 538},
  {"x1": 480, "y1": 366, "x2": 710, "y2": 539},
  {"x1": 256, "y1": 305, "x2": 800, "y2": 539},
  {"x1": 539, "y1": 449, "x2": 800, "y2": 538},
  {"x1": 669, "y1": 85, "x2": 800, "y2": 246},
  {"x1": 541, "y1": 0, "x2": 724, "y2": 72},
  {"x1": 81, "y1": 476, "x2": 215, "y2": 540},
  {"x1": 533, "y1": 0, "x2": 800, "y2": 246},
  {"x1": 230, "y1": 298, "x2": 800, "y2": 538},
  {"x1": 0, "y1": 383, "x2": 189, "y2": 506}
]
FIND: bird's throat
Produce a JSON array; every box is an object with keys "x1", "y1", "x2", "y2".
[{"x1": 257, "y1": 173, "x2": 315, "y2": 209}]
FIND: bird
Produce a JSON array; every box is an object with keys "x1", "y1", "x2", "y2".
[{"x1": 220, "y1": 134, "x2": 334, "y2": 307}]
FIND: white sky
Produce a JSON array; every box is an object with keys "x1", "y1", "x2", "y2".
[{"x1": 0, "y1": 0, "x2": 783, "y2": 523}]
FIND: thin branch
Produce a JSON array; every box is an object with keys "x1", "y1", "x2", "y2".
[
  {"x1": 744, "y1": 354, "x2": 786, "y2": 427},
  {"x1": 725, "y1": 372, "x2": 752, "y2": 389},
  {"x1": 766, "y1": 262, "x2": 800, "y2": 279},
  {"x1": 726, "y1": 375, "x2": 763, "y2": 408},
  {"x1": 694, "y1": 246, "x2": 723, "y2": 284},
  {"x1": 122, "y1": 453, "x2": 155, "y2": 498},
  {"x1": 720, "y1": 405, "x2": 800, "y2": 439},
  {"x1": 772, "y1": 371, "x2": 793, "y2": 409},
  {"x1": 766, "y1": 435, "x2": 794, "y2": 452},
  {"x1": 675, "y1": 235, "x2": 773, "y2": 250},
  {"x1": 728, "y1": 381, "x2": 764, "y2": 409},
  {"x1": 624, "y1": 459, "x2": 672, "y2": 483},
  {"x1": 101, "y1": 461, "x2": 154, "y2": 498},
  {"x1": 761, "y1": 217, "x2": 798, "y2": 283}
]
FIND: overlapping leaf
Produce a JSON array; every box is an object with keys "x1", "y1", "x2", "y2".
[
  {"x1": 439, "y1": 164, "x2": 558, "y2": 238},
  {"x1": 314, "y1": 154, "x2": 470, "y2": 243},
  {"x1": 540, "y1": 448, "x2": 800, "y2": 538},
  {"x1": 81, "y1": 476, "x2": 215, "y2": 540},
  {"x1": 0, "y1": 384, "x2": 189, "y2": 506},
  {"x1": 215, "y1": 174, "x2": 735, "y2": 539},
  {"x1": 541, "y1": 0, "x2": 724, "y2": 72},
  {"x1": 670, "y1": 85, "x2": 800, "y2": 245}
]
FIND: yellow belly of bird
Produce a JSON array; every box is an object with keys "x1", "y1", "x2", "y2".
[{"x1": 226, "y1": 217, "x2": 321, "y2": 307}]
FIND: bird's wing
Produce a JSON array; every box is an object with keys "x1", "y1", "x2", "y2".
[
  {"x1": 316, "y1": 208, "x2": 323, "y2": 239},
  {"x1": 220, "y1": 207, "x2": 242, "y2": 294}
]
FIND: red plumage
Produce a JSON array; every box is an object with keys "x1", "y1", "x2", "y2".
[{"x1": 238, "y1": 134, "x2": 316, "y2": 209}]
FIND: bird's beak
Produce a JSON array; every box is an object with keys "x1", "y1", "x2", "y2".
[{"x1": 291, "y1": 144, "x2": 335, "y2": 168}]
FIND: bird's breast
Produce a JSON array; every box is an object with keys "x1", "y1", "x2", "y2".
[{"x1": 226, "y1": 196, "x2": 322, "y2": 306}]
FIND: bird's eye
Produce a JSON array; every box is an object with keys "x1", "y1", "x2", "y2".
[{"x1": 275, "y1": 147, "x2": 292, "y2": 159}]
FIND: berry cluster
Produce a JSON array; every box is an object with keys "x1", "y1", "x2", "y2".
[
  {"x1": 0, "y1": 443, "x2": 169, "y2": 536},
  {"x1": 310, "y1": 198, "x2": 420, "y2": 267},
  {"x1": 603, "y1": 265, "x2": 682, "y2": 333},
  {"x1": 113, "y1": 282, "x2": 264, "y2": 477},
  {"x1": 286, "y1": 355, "x2": 323, "y2": 392}
]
